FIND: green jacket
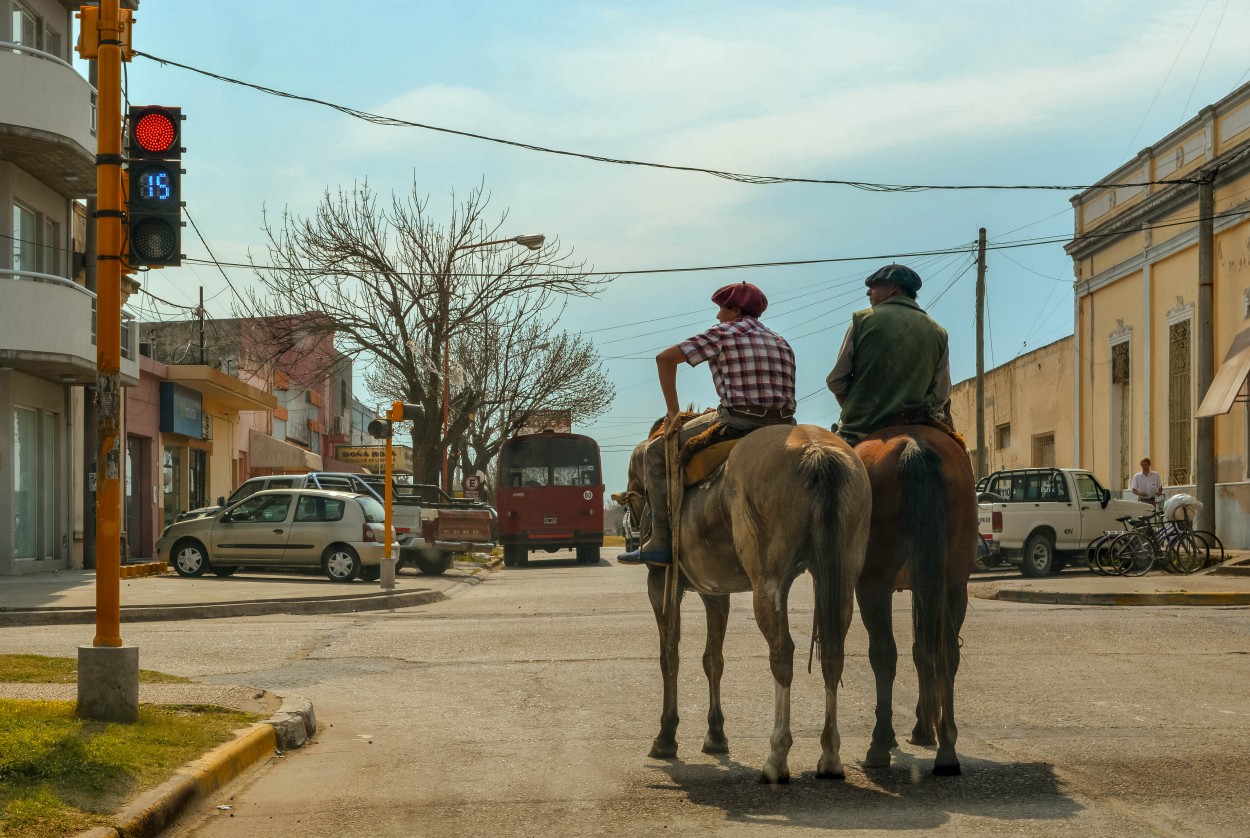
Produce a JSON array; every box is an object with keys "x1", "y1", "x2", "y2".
[{"x1": 826, "y1": 296, "x2": 950, "y2": 436}]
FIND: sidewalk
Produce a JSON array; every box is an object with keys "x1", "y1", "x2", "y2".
[
  {"x1": 971, "y1": 550, "x2": 1250, "y2": 606},
  {"x1": 1, "y1": 561, "x2": 499, "y2": 838},
  {"x1": 0, "y1": 560, "x2": 498, "y2": 626}
]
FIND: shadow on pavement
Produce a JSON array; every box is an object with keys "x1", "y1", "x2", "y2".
[{"x1": 648, "y1": 751, "x2": 1080, "y2": 831}]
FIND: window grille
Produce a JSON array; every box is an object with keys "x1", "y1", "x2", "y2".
[
  {"x1": 1031, "y1": 433, "x2": 1055, "y2": 468},
  {"x1": 1168, "y1": 319, "x2": 1192, "y2": 484},
  {"x1": 1112, "y1": 341, "x2": 1131, "y2": 488}
]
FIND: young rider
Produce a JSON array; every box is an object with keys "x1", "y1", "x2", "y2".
[
  {"x1": 617, "y1": 281, "x2": 797, "y2": 566},
  {"x1": 826, "y1": 264, "x2": 952, "y2": 446}
]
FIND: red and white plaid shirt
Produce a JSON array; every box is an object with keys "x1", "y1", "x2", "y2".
[{"x1": 679, "y1": 316, "x2": 796, "y2": 412}]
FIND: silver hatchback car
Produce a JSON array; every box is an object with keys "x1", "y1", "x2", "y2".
[{"x1": 156, "y1": 489, "x2": 388, "y2": 582}]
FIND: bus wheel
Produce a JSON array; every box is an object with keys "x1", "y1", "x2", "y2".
[{"x1": 576, "y1": 544, "x2": 600, "y2": 565}]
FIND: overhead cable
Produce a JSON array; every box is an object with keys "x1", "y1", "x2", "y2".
[{"x1": 133, "y1": 50, "x2": 1206, "y2": 193}]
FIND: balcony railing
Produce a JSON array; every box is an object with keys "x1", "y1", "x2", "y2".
[{"x1": 1, "y1": 269, "x2": 138, "y2": 373}]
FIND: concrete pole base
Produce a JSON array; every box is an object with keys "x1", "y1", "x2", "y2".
[{"x1": 77, "y1": 645, "x2": 139, "y2": 723}]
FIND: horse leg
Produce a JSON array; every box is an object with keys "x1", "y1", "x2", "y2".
[
  {"x1": 815, "y1": 588, "x2": 853, "y2": 780},
  {"x1": 933, "y1": 586, "x2": 968, "y2": 775},
  {"x1": 753, "y1": 584, "x2": 795, "y2": 784},
  {"x1": 647, "y1": 565, "x2": 683, "y2": 759},
  {"x1": 699, "y1": 593, "x2": 731, "y2": 755},
  {"x1": 857, "y1": 578, "x2": 899, "y2": 767}
]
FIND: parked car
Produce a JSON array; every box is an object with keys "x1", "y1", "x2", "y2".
[
  {"x1": 177, "y1": 472, "x2": 494, "y2": 577},
  {"x1": 156, "y1": 489, "x2": 387, "y2": 582},
  {"x1": 977, "y1": 467, "x2": 1152, "y2": 576}
]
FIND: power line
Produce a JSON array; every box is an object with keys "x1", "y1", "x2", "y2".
[
  {"x1": 181, "y1": 205, "x2": 1250, "y2": 280},
  {"x1": 133, "y1": 50, "x2": 1207, "y2": 193}
]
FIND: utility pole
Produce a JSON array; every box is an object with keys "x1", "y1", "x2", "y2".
[
  {"x1": 1195, "y1": 175, "x2": 1216, "y2": 532},
  {"x1": 975, "y1": 228, "x2": 987, "y2": 479},
  {"x1": 77, "y1": 0, "x2": 139, "y2": 723},
  {"x1": 198, "y1": 285, "x2": 205, "y2": 364}
]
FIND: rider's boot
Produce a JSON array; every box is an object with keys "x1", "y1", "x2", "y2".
[{"x1": 616, "y1": 441, "x2": 672, "y2": 566}]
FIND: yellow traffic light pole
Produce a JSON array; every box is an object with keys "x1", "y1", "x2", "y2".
[
  {"x1": 75, "y1": 0, "x2": 139, "y2": 722},
  {"x1": 93, "y1": 0, "x2": 125, "y2": 649}
]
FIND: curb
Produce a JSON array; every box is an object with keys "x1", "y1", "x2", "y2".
[
  {"x1": 2, "y1": 561, "x2": 500, "y2": 627},
  {"x1": 77, "y1": 693, "x2": 317, "y2": 838},
  {"x1": 993, "y1": 589, "x2": 1250, "y2": 606}
]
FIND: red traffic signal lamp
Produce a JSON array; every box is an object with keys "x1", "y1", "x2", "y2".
[{"x1": 126, "y1": 105, "x2": 184, "y2": 267}]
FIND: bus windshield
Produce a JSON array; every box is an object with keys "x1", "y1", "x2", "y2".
[{"x1": 503, "y1": 436, "x2": 600, "y2": 488}]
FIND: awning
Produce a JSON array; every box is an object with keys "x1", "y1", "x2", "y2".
[
  {"x1": 248, "y1": 430, "x2": 323, "y2": 471},
  {"x1": 1197, "y1": 326, "x2": 1250, "y2": 418}
]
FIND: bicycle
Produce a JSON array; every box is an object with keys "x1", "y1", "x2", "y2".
[
  {"x1": 1087, "y1": 513, "x2": 1207, "y2": 576},
  {"x1": 1114, "y1": 512, "x2": 1208, "y2": 575}
]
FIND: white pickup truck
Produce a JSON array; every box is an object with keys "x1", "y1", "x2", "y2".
[{"x1": 977, "y1": 468, "x2": 1153, "y2": 577}]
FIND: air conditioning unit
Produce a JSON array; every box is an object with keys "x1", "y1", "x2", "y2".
[{"x1": 333, "y1": 416, "x2": 344, "y2": 434}]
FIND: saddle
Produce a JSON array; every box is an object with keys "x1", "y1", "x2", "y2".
[
  {"x1": 878, "y1": 408, "x2": 967, "y2": 450},
  {"x1": 680, "y1": 421, "x2": 750, "y2": 486}
]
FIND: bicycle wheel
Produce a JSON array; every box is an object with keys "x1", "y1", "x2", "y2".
[
  {"x1": 1167, "y1": 531, "x2": 1207, "y2": 574},
  {"x1": 1095, "y1": 533, "x2": 1126, "y2": 574},
  {"x1": 1193, "y1": 530, "x2": 1225, "y2": 565},
  {"x1": 1087, "y1": 534, "x2": 1116, "y2": 575},
  {"x1": 1116, "y1": 532, "x2": 1154, "y2": 577}
]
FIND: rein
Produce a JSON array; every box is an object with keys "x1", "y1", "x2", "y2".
[{"x1": 663, "y1": 430, "x2": 684, "y2": 624}]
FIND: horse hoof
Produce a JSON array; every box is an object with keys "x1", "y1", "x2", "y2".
[
  {"x1": 758, "y1": 770, "x2": 790, "y2": 785},
  {"x1": 863, "y1": 750, "x2": 891, "y2": 769},
  {"x1": 907, "y1": 735, "x2": 936, "y2": 748},
  {"x1": 933, "y1": 762, "x2": 962, "y2": 777},
  {"x1": 649, "y1": 742, "x2": 678, "y2": 759},
  {"x1": 815, "y1": 770, "x2": 845, "y2": 781},
  {"x1": 702, "y1": 736, "x2": 729, "y2": 755}
]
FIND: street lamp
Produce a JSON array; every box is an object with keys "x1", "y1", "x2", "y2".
[{"x1": 441, "y1": 234, "x2": 546, "y2": 492}]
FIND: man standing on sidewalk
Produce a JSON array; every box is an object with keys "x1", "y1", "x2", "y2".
[{"x1": 1130, "y1": 457, "x2": 1163, "y2": 508}]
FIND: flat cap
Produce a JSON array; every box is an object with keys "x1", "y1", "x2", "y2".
[
  {"x1": 865, "y1": 264, "x2": 923, "y2": 293},
  {"x1": 711, "y1": 281, "x2": 768, "y2": 317}
]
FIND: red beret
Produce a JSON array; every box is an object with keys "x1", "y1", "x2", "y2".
[{"x1": 711, "y1": 282, "x2": 768, "y2": 317}]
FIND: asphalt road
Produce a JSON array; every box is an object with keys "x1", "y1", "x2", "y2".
[{"x1": 4, "y1": 550, "x2": 1248, "y2": 836}]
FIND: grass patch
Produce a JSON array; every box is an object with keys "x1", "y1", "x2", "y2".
[
  {"x1": 0, "y1": 699, "x2": 262, "y2": 838},
  {"x1": 0, "y1": 654, "x2": 191, "y2": 685}
]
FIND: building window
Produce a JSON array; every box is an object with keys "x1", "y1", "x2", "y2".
[
  {"x1": 42, "y1": 219, "x2": 61, "y2": 276},
  {"x1": 1111, "y1": 340, "x2": 1131, "y2": 489},
  {"x1": 1031, "y1": 433, "x2": 1056, "y2": 468},
  {"x1": 12, "y1": 202, "x2": 36, "y2": 272},
  {"x1": 1168, "y1": 319, "x2": 1192, "y2": 484},
  {"x1": 12, "y1": 4, "x2": 39, "y2": 49},
  {"x1": 996, "y1": 423, "x2": 1011, "y2": 450},
  {"x1": 12, "y1": 406, "x2": 58, "y2": 561}
]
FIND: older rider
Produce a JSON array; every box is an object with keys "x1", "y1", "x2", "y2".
[
  {"x1": 827, "y1": 264, "x2": 952, "y2": 446},
  {"x1": 618, "y1": 281, "x2": 797, "y2": 566}
]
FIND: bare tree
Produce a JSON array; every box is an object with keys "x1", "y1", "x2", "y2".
[{"x1": 234, "y1": 180, "x2": 613, "y2": 485}]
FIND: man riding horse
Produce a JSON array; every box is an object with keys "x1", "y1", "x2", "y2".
[
  {"x1": 617, "y1": 281, "x2": 797, "y2": 566},
  {"x1": 828, "y1": 262, "x2": 977, "y2": 776},
  {"x1": 826, "y1": 263, "x2": 954, "y2": 445}
]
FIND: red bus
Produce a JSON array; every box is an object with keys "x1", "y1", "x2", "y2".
[{"x1": 496, "y1": 430, "x2": 603, "y2": 567}]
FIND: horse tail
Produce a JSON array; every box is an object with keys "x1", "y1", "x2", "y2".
[
  {"x1": 797, "y1": 440, "x2": 855, "y2": 679},
  {"x1": 897, "y1": 434, "x2": 950, "y2": 741}
]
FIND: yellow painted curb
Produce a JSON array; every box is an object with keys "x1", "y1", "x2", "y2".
[
  {"x1": 109, "y1": 723, "x2": 277, "y2": 837},
  {"x1": 994, "y1": 589, "x2": 1250, "y2": 606}
]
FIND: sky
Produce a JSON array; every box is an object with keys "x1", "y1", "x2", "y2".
[{"x1": 109, "y1": 0, "x2": 1250, "y2": 493}]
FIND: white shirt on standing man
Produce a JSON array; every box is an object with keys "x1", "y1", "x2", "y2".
[{"x1": 1130, "y1": 458, "x2": 1163, "y2": 505}]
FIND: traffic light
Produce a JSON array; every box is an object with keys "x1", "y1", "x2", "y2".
[
  {"x1": 368, "y1": 402, "x2": 423, "y2": 440},
  {"x1": 126, "y1": 105, "x2": 183, "y2": 267}
]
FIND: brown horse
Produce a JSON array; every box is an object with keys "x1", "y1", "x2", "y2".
[
  {"x1": 854, "y1": 424, "x2": 978, "y2": 775},
  {"x1": 624, "y1": 423, "x2": 872, "y2": 783}
]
